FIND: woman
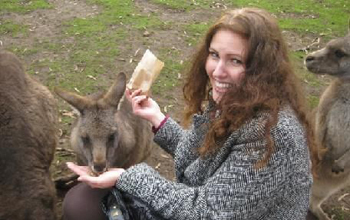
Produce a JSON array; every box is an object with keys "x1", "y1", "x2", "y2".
[{"x1": 63, "y1": 7, "x2": 317, "y2": 220}]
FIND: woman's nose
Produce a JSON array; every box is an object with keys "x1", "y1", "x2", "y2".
[{"x1": 213, "y1": 60, "x2": 227, "y2": 78}]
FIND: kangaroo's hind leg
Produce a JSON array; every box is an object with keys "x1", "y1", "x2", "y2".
[{"x1": 309, "y1": 179, "x2": 333, "y2": 220}]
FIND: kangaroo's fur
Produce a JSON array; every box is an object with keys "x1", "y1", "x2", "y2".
[
  {"x1": 0, "y1": 50, "x2": 58, "y2": 219},
  {"x1": 305, "y1": 33, "x2": 350, "y2": 220},
  {"x1": 55, "y1": 72, "x2": 153, "y2": 174}
]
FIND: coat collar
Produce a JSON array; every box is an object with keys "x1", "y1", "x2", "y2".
[{"x1": 193, "y1": 99, "x2": 217, "y2": 129}]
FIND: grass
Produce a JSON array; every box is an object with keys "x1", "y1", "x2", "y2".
[
  {"x1": 150, "y1": 0, "x2": 214, "y2": 10},
  {"x1": 0, "y1": 0, "x2": 52, "y2": 14},
  {"x1": 232, "y1": 0, "x2": 349, "y2": 37},
  {"x1": 0, "y1": 20, "x2": 28, "y2": 37},
  {"x1": 184, "y1": 22, "x2": 211, "y2": 45},
  {"x1": 50, "y1": 0, "x2": 169, "y2": 92},
  {"x1": 290, "y1": 51, "x2": 327, "y2": 107},
  {"x1": 328, "y1": 207, "x2": 348, "y2": 220},
  {"x1": 152, "y1": 48, "x2": 184, "y2": 95},
  {"x1": 2, "y1": 0, "x2": 345, "y2": 119},
  {"x1": 1, "y1": 0, "x2": 347, "y2": 97},
  {"x1": 307, "y1": 95, "x2": 320, "y2": 109},
  {"x1": 152, "y1": 0, "x2": 349, "y2": 38}
]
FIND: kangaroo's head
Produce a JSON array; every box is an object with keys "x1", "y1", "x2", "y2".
[
  {"x1": 55, "y1": 72, "x2": 127, "y2": 175},
  {"x1": 305, "y1": 33, "x2": 350, "y2": 78}
]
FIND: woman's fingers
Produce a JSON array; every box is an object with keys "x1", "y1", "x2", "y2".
[
  {"x1": 67, "y1": 165, "x2": 105, "y2": 188},
  {"x1": 125, "y1": 89, "x2": 143, "y2": 101},
  {"x1": 66, "y1": 162, "x2": 90, "y2": 176},
  {"x1": 78, "y1": 169, "x2": 125, "y2": 188},
  {"x1": 131, "y1": 95, "x2": 150, "y2": 114},
  {"x1": 133, "y1": 95, "x2": 148, "y2": 105},
  {"x1": 66, "y1": 162, "x2": 105, "y2": 188},
  {"x1": 126, "y1": 88, "x2": 148, "y2": 108},
  {"x1": 132, "y1": 89, "x2": 142, "y2": 97},
  {"x1": 66, "y1": 162, "x2": 126, "y2": 188},
  {"x1": 125, "y1": 88, "x2": 132, "y2": 101},
  {"x1": 78, "y1": 175, "x2": 101, "y2": 186}
]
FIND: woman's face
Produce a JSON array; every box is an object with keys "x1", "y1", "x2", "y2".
[{"x1": 205, "y1": 29, "x2": 247, "y2": 103}]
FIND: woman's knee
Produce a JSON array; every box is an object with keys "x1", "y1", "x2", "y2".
[{"x1": 63, "y1": 183, "x2": 110, "y2": 220}]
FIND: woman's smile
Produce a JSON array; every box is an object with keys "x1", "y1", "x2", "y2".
[
  {"x1": 205, "y1": 29, "x2": 247, "y2": 102},
  {"x1": 213, "y1": 80, "x2": 233, "y2": 93}
]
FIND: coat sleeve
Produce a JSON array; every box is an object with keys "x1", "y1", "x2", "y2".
[
  {"x1": 152, "y1": 117, "x2": 187, "y2": 157},
  {"x1": 114, "y1": 121, "x2": 312, "y2": 220}
]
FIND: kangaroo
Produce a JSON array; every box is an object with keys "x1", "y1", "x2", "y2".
[
  {"x1": 55, "y1": 72, "x2": 153, "y2": 175},
  {"x1": 305, "y1": 33, "x2": 350, "y2": 220},
  {"x1": 0, "y1": 50, "x2": 58, "y2": 219}
]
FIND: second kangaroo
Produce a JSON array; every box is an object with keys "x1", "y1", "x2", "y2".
[
  {"x1": 55, "y1": 72, "x2": 153, "y2": 174},
  {"x1": 305, "y1": 33, "x2": 350, "y2": 220}
]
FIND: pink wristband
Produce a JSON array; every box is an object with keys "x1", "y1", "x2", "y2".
[{"x1": 152, "y1": 115, "x2": 169, "y2": 134}]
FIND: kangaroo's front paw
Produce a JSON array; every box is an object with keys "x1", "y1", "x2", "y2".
[{"x1": 331, "y1": 161, "x2": 344, "y2": 174}]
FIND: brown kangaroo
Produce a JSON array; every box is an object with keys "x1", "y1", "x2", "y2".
[
  {"x1": 305, "y1": 33, "x2": 350, "y2": 220},
  {"x1": 55, "y1": 72, "x2": 153, "y2": 175},
  {"x1": 0, "y1": 50, "x2": 58, "y2": 219}
]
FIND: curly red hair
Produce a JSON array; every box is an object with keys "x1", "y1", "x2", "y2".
[{"x1": 183, "y1": 8, "x2": 318, "y2": 173}]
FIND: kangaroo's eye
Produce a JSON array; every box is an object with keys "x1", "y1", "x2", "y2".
[
  {"x1": 107, "y1": 134, "x2": 115, "y2": 143},
  {"x1": 81, "y1": 135, "x2": 90, "y2": 145},
  {"x1": 335, "y1": 49, "x2": 346, "y2": 58}
]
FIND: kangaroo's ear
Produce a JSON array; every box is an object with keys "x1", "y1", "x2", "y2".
[
  {"x1": 54, "y1": 88, "x2": 89, "y2": 113},
  {"x1": 103, "y1": 72, "x2": 126, "y2": 108}
]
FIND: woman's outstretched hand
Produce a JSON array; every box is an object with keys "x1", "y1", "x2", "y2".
[
  {"x1": 125, "y1": 88, "x2": 166, "y2": 128},
  {"x1": 66, "y1": 162, "x2": 125, "y2": 189}
]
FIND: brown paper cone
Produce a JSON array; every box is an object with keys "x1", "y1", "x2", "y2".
[{"x1": 127, "y1": 49, "x2": 164, "y2": 95}]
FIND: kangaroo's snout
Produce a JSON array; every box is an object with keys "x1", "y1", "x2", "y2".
[
  {"x1": 305, "y1": 55, "x2": 315, "y2": 63},
  {"x1": 92, "y1": 161, "x2": 107, "y2": 174}
]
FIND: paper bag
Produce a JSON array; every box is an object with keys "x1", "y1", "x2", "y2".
[{"x1": 127, "y1": 49, "x2": 164, "y2": 95}]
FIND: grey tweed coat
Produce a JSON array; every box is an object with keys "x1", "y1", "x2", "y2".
[{"x1": 114, "y1": 105, "x2": 313, "y2": 220}]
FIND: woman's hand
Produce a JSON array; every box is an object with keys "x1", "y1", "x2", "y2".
[
  {"x1": 125, "y1": 88, "x2": 166, "y2": 127},
  {"x1": 66, "y1": 162, "x2": 125, "y2": 189}
]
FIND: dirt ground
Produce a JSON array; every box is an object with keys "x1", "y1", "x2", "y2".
[{"x1": 1, "y1": 0, "x2": 350, "y2": 219}]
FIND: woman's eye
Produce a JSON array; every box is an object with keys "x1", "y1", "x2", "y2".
[
  {"x1": 209, "y1": 51, "x2": 219, "y2": 58},
  {"x1": 230, "y1": 58, "x2": 243, "y2": 65}
]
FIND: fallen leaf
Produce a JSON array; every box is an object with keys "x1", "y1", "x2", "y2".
[{"x1": 87, "y1": 75, "x2": 97, "y2": 80}]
